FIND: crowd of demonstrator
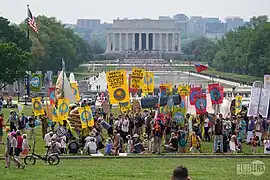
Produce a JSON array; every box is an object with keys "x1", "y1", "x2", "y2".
[{"x1": 1, "y1": 105, "x2": 270, "y2": 169}]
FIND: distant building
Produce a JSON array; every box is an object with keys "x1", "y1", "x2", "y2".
[
  {"x1": 76, "y1": 19, "x2": 101, "y2": 30},
  {"x1": 173, "y1": 14, "x2": 189, "y2": 21},
  {"x1": 64, "y1": 24, "x2": 76, "y2": 29},
  {"x1": 159, "y1": 16, "x2": 172, "y2": 20},
  {"x1": 225, "y1": 17, "x2": 245, "y2": 31},
  {"x1": 205, "y1": 22, "x2": 227, "y2": 39},
  {"x1": 188, "y1": 16, "x2": 204, "y2": 37}
]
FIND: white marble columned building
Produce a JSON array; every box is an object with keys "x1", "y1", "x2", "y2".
[{"x1": 105, "y1": 19, "x2": 182, "y2": 55}]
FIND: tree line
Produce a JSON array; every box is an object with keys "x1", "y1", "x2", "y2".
[
  {"x1": 183, "y1": 16, "x2": 270, "y2": 77},
  {"x1": 0, "y1": 16, "x2": 96, "y2": 88}
]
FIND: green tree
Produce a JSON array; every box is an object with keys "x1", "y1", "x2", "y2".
[{"x1": 0, "y1": 43, "x2": 31, "y2": 88}]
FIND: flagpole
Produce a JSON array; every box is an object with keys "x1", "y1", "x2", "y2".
[{"x1": 25, "y1": 4, "x2": 30, "y2": 105}]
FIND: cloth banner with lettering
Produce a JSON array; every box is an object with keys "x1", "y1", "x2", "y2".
[
  {"x1": 78, "y1": 106, "x2": 94, "y2": 128},
  {"x1": 106, "y1": 70, "x2": 130, "y2": 104},
  {"x1": 32, "y1": 97, "x2": 45, "y2": 116},
  {"x1": 48, "y1": 87, "x2": 55, "y2": 105},
  {"x1": 131, "y1": 68, "x2": 144, "y2": 91},
  {"x1": 102, "y1": 100, "x2": 111, "y2": 114},
  {"x1": 128, "y1": 74, "x2": 136, "y2": 94},
  {"x1": 57, "y1": 98, "x2": 70, "y2": 120},
  {"x1": 195, "y1": 94, "x2": 207, "y2": 115},
  {"x1": 208, "y1": 83, "x2": 224, "y2": 105},
  {"x1": 247, "y1": 87, "x2": 270, "y2": 117},
  {"x1": 178, "y1": 85, "x2": 190, "y2": 96},
  {"x1": 119, "y1": 101, "x2": 131, "y2": 113},
  {"x1": 30, "y1": 73, "x2": 42, "y2": 92},
  {"x1": 143, "y1": 72, "x2": 154, "y2": 93},
  {"x1": 70, "y1": 82, "x2": 81, "y2": 102},
  {"x1": 159, "y1": 84, "x2": 168, "y2": 97},
  {"x1": 189, "y1": 87, "x2": 202, "y2": 105},
  {"x1": 235, "y1": 95, "x2": 243, "y2": 114}
]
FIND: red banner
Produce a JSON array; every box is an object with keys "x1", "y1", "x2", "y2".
[
  {"x1": 208, "y1": 83, "x2": 224, "y2": 105},
  {"x1": 48, "y1": 87, "x2": 55, "y2": 105},
  {"x1": 195, "y1": 94, "x2": 207, "y2": 115},
  {"x1": 189, "y1": 87, "x2": 202, "y2": 105}
]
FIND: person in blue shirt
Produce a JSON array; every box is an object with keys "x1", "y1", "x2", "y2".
[{"x1": 105, "y1": 138, "x2": 113, "y2": 155}]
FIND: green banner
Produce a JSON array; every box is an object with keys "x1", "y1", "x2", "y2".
[{"x1": 30, "y1": 73, "x2": 42, "y2": 92}]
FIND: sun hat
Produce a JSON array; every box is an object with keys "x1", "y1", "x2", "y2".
[{"x1": 133, "y1": 133, "x2": 139, "y2": 138}]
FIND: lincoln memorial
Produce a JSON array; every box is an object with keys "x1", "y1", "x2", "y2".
[{"x1": 105, "y1": 19, "x2": 182, "y2": 58}]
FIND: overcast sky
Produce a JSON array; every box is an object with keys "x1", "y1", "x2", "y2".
[{"x1": 1, "y1": 0, "x2": 269, "y2": 24}]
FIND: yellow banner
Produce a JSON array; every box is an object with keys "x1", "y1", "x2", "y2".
[
  {"x1": 120, "y1": 101, "x2": 131, "y2": 113},
  {"x1": 52, "y1": 106, "x2": 63, "y2": 123},
  {"x1": 106, "y1": 70, "x2": 130, "y2": 104},
  {"x1": 235, "y1": 95, "x2": 243, "y2": 114},
  {"x1": 70, "y1": 82, "x2": 81, "y2": 102},
  {"x1": 78, "y1": 106, "x2": 94, "y2": 128},
  {"x1": 32, "y1": 97, "x2": 45, "y2": 116},
  {"x1": 57, "y1": 98, "x2": 70, "y2": 120},
  {"x1": 178, "y1": 85, "x2": 190, "y2": 96},
  {"x1": 131, "y1": 68, "x2": 145, "y2": 90},
  {"x1": 143, "y1": 72, "x2": 154, "y2": 93}
]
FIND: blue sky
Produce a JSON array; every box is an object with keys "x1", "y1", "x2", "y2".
[{"x1": 0, "y1": 0, "x2": 269, "y2": 23}]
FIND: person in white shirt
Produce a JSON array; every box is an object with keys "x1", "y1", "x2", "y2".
[
  {"x1": 122, "y1": 117, "x2": 129, "y2": 143},
  {"x1": 84, "y1": 137, "x2": 97, "y2": 154},
  {"x1": 263, "y1": 135, "x2": 270, "y2": 154},
  {"x1": 22, "y1": 134, "x2": 29, "y2": 156},
  {"x1": 44, "y1": 131, "x2": 53, "y2": 146},
  {"x1": 204, "y1": 116, "x2": 210, "y2": 142},
  {"x1": 9, "y1": 133, "x2": 25, "y2": 168},
  {"x1": 60, "y1": 136, "x2": 67, "y2": 154}
]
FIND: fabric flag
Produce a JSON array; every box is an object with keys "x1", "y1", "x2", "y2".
[
  {"x1": 32, "y1": 97, "x2": 45, "y2": 116},
  {"x1": 106, "y1": 70, "x2": 130, "y2": 104},
  {"x1": 48, "y1": 87, "x2": 55, "y2": 105},
  {"x1": 143, "y1": 72, "x2": 154, "y2": 93},
  {"x1": 46, "y1": 102, "x2": 52, "y2": 121},
  {"x1": 128, "y1": 74, "x2": 137, "y2": 94},
  {"x1": 195, "y1": 64, "x2": 208, "y2": 73},
  {"x1": 119, "y1": 101, "x2": 131, "y2": 113},
  {"x1": 17, "y1": 103, "x2": 24, "y2": 114},
  {"x1": 194, "y1": 94, "x2": 207, "y2": 115},
  {"x1": 78, "y1": 106, "x2": 94, "y2": 128},
  {"x1": 235, "y1": 95, "x2": 243, "y2": 114},
  {"x1": 70, "y1": 82, "x2": 81, "y2": 102},
  {"x1": 30, "y1": 73, "x2": 42, "y2": 92},
  {"x1": 178, "y1": 85, "x2": 190, "y2": 96},
  {"x1": 57, "y1": 98, "x2": 70, "y2": 120},
  {"x1": 208, "y1": 83, "x2": 224, "y2": 105},
  {"x1": 27, "y1": 6, "x2": 38, "y2": 33},
  {"x1": 173, "y1": 106, "x2": 186, "y2": 127},
  {"x1": 52, "y1": 106, "x2": 63, "y2": 123},
  {"x1": 189, "y1": 87, "x2": 202, "y2": 105}
]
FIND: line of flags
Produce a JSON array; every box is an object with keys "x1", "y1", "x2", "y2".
[{"x1": 195, "y1": 64, "x2": 208, "y2": 73}]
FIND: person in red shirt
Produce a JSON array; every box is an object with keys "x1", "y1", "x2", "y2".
[
  {"x1": 0, "y1": 113, "x2": 4, "y2": 144},
  {"x1": 15, "y1": 130, "x2": 23, "y2": 158}
]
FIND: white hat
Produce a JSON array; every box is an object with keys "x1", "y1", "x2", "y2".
[{"x1": 133, "y1": 133, "x2": 139, "y2": 138}]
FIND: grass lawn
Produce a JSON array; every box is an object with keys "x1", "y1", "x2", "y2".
[{"x1": 0, "y1": 158, "x2": 269, "y2": 180}]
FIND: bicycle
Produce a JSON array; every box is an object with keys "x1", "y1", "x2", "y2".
[{"x1": 24, "y1": 141, "x2": 60, "y2": 165}]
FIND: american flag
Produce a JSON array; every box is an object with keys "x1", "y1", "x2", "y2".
[{"x1": 28, "y1": 7, "x2": 38, "y2": 33}]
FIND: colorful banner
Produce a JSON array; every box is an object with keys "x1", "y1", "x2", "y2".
[
  {"x1": 102, "y1": 100, "x2": 110, "y2": 114},
  {"x1": 189, "y1": 87, "x2": 202, "y2": 105},
  {"x1": 30, "y1": 73, "x2": 42, "y2": 92},
  {"x1": 106, "y1": 70, "x2": 130, "y2": 104},
  {"x1": 57, "y1": 98, "x2": 70, "y2": 120},
  {"x1": 208, "y1": 83, "x2": 224, "y2": 105},
  {"x1": 178, "y1": 85, "x2": 190, "y2": 96},
  {"x1": 52, "y1": 106, "x2": 63, "y2": 123},
  {"x1": 131, "y1": 68, "x2": 144, "y2": 90},
  {"x1": 195, "y1": 94, "x2": 207, "y2": 115},
  {"x1": 48, "y1": 87, "x2": 55, "y2": 105},
  {"x1": 32, "y1": 97, "x2": 45, "y2": 116},
  {"x1": 78, "y1": 106, "x2": 94, "y2": 128},
  {"x1": 235, "y1": 95, "x2": 243, "y2": 114},
  {"x1": 248, "y1": 87, "x2": 270, "y2": 117},
  {"x1": 143, "y1": 72, "x2": 154, "y2": 93},
  {"x1": 173, "y1": 107, "x2": 185, "y2": 126},
  {"x1": 70, "y1": 82, "x2": 81, "y2": 102},
  {"x1": 119, "y1": 101, "x2": 131, "y2": 113},
  {"x1": 128, "y1": 74, "x2": 137, "y2": 94},
  {"x1": 264, "y1": 75, "x2": 270, "y2": 89}
]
